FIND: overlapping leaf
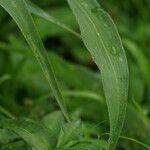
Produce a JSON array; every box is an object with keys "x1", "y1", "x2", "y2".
[{"x1": 0, "y1": 118, "x2": 56, "y2": 150}]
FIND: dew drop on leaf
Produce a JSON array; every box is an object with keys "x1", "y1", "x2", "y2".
[
  {"x1": 81, "y1": 2, "x2": 88, "y2": 8},
  {"x1": 111, "y1": 46, "x2": 119, "y2": 55},
  {"x1": 104, "y1": 23, "x2": 108, "y2": 27},
  {"x1": 119, "y1": 57, "x2": 123, "y2": 62},
  {"x1": 91, "y1": 7, "x2": 102, "y2": 13},
  {"x1": 91, "y1": 7, "x2": 108, "y2": 28}
]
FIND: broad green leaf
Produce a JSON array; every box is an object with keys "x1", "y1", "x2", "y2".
[
  {"x1": 57, "y1": 121, "x2": 82, "y2": 148},
  {"x1": 67, "y1": 0, "x2": 129, "y2": 150},
  {"x1": 0, "y1": 0, "x2": 70, "y2": 121},
  {"x1": 0, "y1": 118, "x2": 56, "y2": 150}
]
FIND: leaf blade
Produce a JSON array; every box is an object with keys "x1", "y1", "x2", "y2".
[
  {"x1": 67, "y1": 0, "x2": 129, "y2": 149},
  {"x1": 0, "y1": 0, "x2": 70, "y2": 121}
]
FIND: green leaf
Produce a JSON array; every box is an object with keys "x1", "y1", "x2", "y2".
[
  {"x1": 57, "y1": 121, "x2": 82, "y2": 148},
  {"x1": 42, "y1": 111, "x2": 65, "y2": 141},
  {"x1": 67, "y1": 0, "x2": 129, "y2": 150},
  {"x1": 65, "y1": 143, "x2": 100, "y2": 150},
  {"x1": 65, "y1": 140, "x2": 104, "y2": 150},
  {"x1": 0, "y1": 118, "x2": 56, "y2": 150},
  {"x1": 0, "y1": 0, "x2": 70, "y2": 121}
]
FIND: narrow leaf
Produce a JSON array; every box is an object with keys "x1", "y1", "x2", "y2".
[
  {"x1": 0, "y1": 0, "x2": 70, "y2": 121},
  {"x1": 67, "y1": 0, "x2": 129, "y2": 149}
]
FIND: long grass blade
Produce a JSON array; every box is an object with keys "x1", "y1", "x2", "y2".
[
  {"x1": 26, "y1": 0, "x2": 80, "y2": 38},
  {"x1": 0, "y1": 0, "x2": 70, "y2": 121},
  {"x1": 67, "y1": 0, "x2": 129, "y2": 149}
]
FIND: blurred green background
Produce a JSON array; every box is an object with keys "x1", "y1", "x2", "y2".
[{"x1": 0, "y1": 0, "x2": 150, "y2": 149}]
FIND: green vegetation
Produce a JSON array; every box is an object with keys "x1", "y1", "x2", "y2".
[{"x1": 0, "y1": 0, "x2": 149, "y2": 150}]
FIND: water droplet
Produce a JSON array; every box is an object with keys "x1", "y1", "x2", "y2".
[
  {"x1": 12, "y1": 1, "x2": 17, "y2": 8},
  {"x1": 110, "y1": 140, "x2": 114, "y2": 144},
  {"x1": 121, "y1": 45, "x2": 124, "y2": 49},
  {"x1": 111, "y1": 46, "x2": 119, "y2": 55},
  {"x1": 119, "y1": 57, "x2": 123, "y2": 62},
  {"x1": 81, "y1": 2, "x2": 88, "y2": 7},
  {"x1": 97, "y1": 33, "x2": 100, "y2": 37},
  {"x1": 91, "y1": 7, "x2": 103, "y2": 13},
  {"x1": 91, "y1": 7, "x2": 108, "y2": 28},
  {"x1": 104, "y1": 23, "x2": 108, "y2": 27}
]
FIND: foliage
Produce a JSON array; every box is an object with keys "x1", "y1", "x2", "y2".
[{"x1": 0, "y1": 0, "x2": 149, "y2": 150}]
